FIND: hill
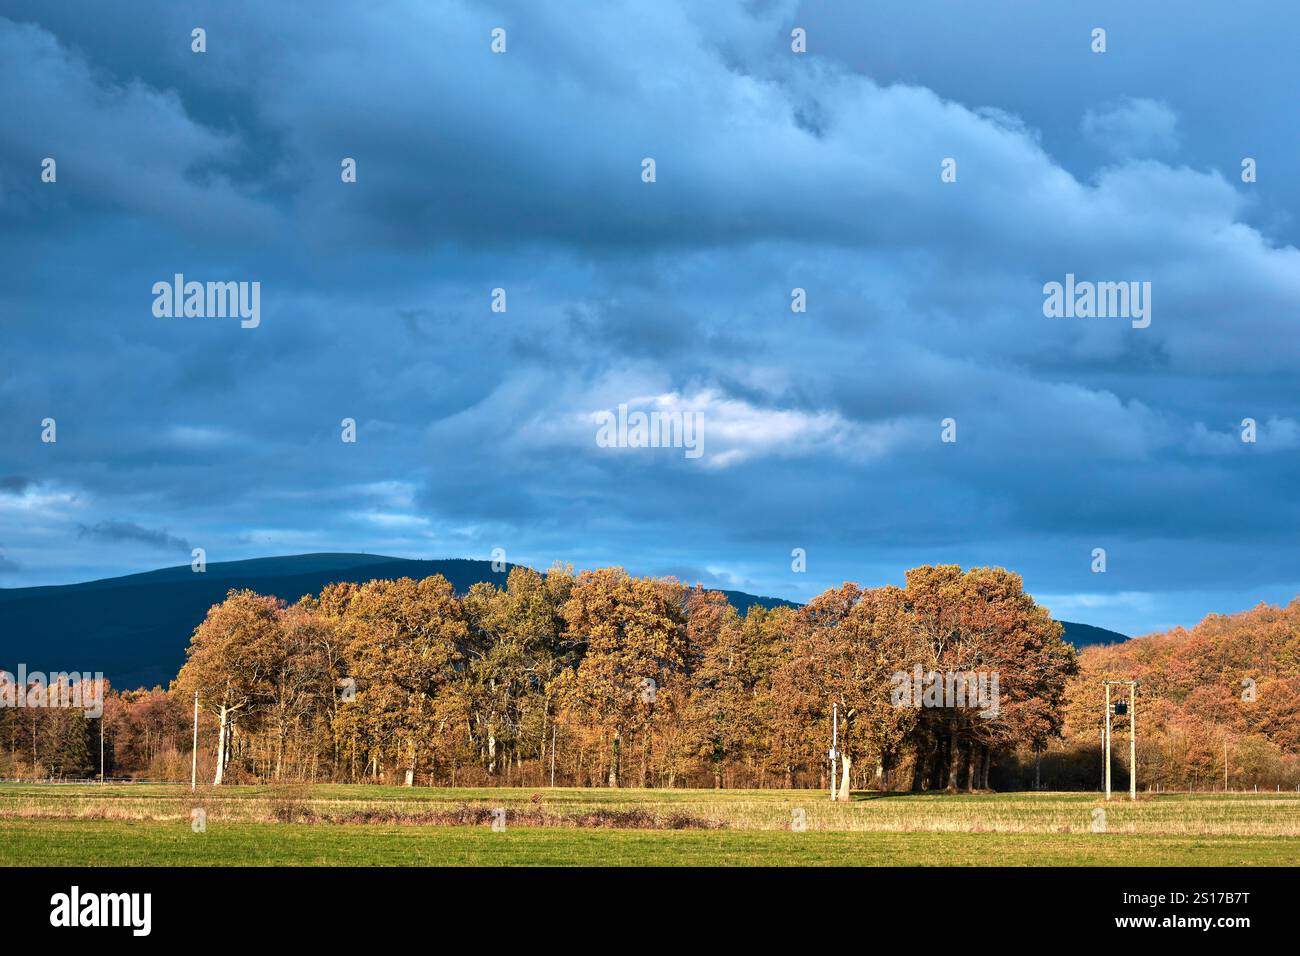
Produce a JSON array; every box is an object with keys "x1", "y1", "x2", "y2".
[
  {"x1": 0, "y1": 553, "x2": 1125, "y2": 687},
  {"x1": 1055, "y1": 620, "x2": 1128, "y2": 649},
  {"x1": 0, "y1": 554, "x2": 795, "y2": 687}
]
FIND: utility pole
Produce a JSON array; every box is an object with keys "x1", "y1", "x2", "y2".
[
  {"x1": 830, "y1": 702, "x2": 839, "y2": 801},
  {"x1": 191, "y1": 691, "x2": 199, "y2": 791},
  {"x1": 1104, "y1": 684, "x2": 1112, "y2": 800},
  {"x1": 99, "y1": 712, "x2": 105, "y2": 786},
  {"x1": 1103, "y1": 680, "x2": 1139, "y2": 802},
  {"x1": 1129, "y1": 683, "x2": 1136, "y2": 802}
]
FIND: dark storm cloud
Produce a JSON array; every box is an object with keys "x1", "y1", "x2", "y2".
[
  {"x1": 77, "y1": 521, "x2": 192, "y2": 553},
  {"x1": 0, "y1": 1, "x2": 1298, "y2": 636}
]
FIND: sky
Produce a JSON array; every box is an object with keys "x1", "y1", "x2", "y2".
[{"x1": 1, "y1": 0, "x2": 1299, "y2": 638}]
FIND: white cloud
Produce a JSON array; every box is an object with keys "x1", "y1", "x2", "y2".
[
  {"x1": 1081, "y1": 98, "x2": 1181, "y2": 161},
  {"x1": 580, "y1": 388, "x2": 917, "y2": 469},
  {"x1": 1188, "y1": 417, "x2": 1300, "y2": 455}
]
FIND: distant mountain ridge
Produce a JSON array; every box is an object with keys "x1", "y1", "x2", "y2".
[{"x1": 0, "y1": 553, "x2": 1126, "y2": 687}]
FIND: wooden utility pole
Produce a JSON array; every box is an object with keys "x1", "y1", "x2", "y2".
[
  {"x1": 191, "y1": 691, "x2": 199, "y2": 791},
  {"x1": 1129, "y1": 682, "x2": 1136, "y2": 802},
  {"x1": 830, "y1": 702, "x2": 839, "y2": 801},
  {"x1": 1104, "y1": 683, "x2": 1112, "y2": 800},
  {"x1": 1100, "y1": 727, "x2": 1104, "y2": 791},
  {"x1": 1103, "y1": 680, "x2": 1139, "y2": 802}
]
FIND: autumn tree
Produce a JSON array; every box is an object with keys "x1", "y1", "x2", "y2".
[
  {"x1": 767, "y1": 584, "x2": 924, "y2": 796},
  {"x1": 176, "y1": 589, "x2": 282, "y2": 785},
  {"x1": 337, "y1": 576, "x2": 468, "y2": 783},
  {"x1": 902, "y1": 565, "x2": 1074, "y2": 792},
  {"x1": 685, "y1": 589, "x2": 753, "y2": 788},
  {"x1": 263, "y1": 603, "x2": 333, "y2": 779},
  {"x1": 461, "y1": 566, "x2": 570, "y2": 778},
  {"x1": 554, "y1": 568, "x2": 688, "y2": 787}
]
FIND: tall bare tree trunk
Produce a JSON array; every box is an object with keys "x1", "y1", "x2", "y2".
[
  {"x1": 945, "y1": 725, "x2": 961, "y2": 793},
  {"x1": 539, "y1": 706, "x2": 548, "y2": 785},
  {"x1": 213, "y1": 704, "x2": 228, "y2": 786},
  {"x1": 641, "y1": 729, "x2": 651, "y2": 788},
  {"x1": 608, "y1": 730, "x2": 621, "y2": 787}
]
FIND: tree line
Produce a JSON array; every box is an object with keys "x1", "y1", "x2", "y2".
[
  {"x1": 1053, "y1": 598, "x2": 1300, "y2": 791},
  {"x1": 5, "y1": 564, "x2": 1296, "y2": 791},
  {"x1": 7, "y1": 564, "x2": 1075, "y2": 789}
]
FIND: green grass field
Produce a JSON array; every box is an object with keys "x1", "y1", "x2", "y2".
[{"x1": 1, "y1": 784, "x2": 1296, "y2": 866}]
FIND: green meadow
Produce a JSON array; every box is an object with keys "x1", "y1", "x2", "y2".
[{"x1": 1, "y1": 784, "x2": 1295, "y2": 866}]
